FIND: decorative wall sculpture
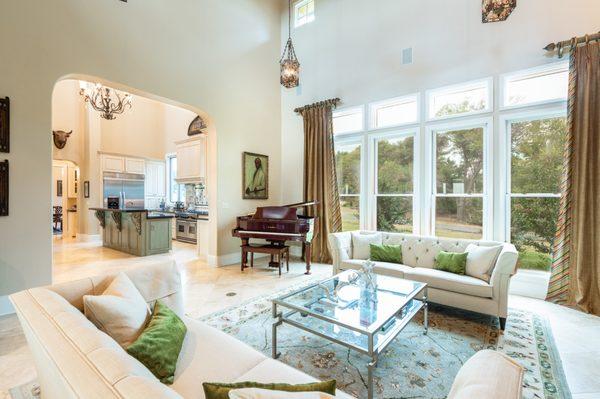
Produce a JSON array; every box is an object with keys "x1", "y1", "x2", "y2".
[
  {"x1": 0, "y1": 160, "x2": 8, "y2": 216},
  {"x1": 0, "y1": 97, "x2": 9, "y2": 153},
  {"x1": 482, "y1": 0, "x2": 516, "y2": 23},
  {"x1": 52, "y1": 130, "x2": 72, "y2": 150},
  {"x1": 187, "y1": 116, "x2": 206, "y2": 136}
]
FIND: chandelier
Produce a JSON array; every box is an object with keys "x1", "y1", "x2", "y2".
[
  {"x1": 79, "y1": 83, "x2": 132, "y2": 120},
  {"x1": 280, "y1": 0, "x2": 300, "y2": 88}
]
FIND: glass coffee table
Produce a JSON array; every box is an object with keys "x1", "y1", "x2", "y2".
[{"x1": 271, "y1": 270, "x2": 428, "y2": 399}]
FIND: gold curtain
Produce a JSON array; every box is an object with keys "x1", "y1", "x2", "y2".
[
  {"x1": 547, "y1": 41, "x2": 600, "y2": 314},
  {"x1": 297, "y1": 100, "x2": 342, "y2": 264}
]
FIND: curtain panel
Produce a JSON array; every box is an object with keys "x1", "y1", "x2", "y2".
[
  {"x1": 297, "y1": 100, "x2": 342, "y2": 264},
  {"x1": 547, "y1": 42, "x2": 600, "y2": 314}
]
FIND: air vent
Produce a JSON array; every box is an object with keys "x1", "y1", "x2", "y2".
[{"x1": 402, "y1": 48, "x2": 413, "y2": 65}]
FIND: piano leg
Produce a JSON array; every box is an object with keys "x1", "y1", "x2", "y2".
[
  {"x1": 305, "y1": 242, "x2": 312, "y2": 275},
  {"x1": 241, "y1": 238, "x2": 249, "y2": 271}
]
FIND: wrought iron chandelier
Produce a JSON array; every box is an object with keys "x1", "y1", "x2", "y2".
[
  {"x1": 79, "y1": 83, "x2": 132, "y2": 120},
  {"x1": 280, "y1": 0, "x2": 300, "y2": 88}
]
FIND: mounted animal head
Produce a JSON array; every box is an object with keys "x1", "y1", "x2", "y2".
[{"x1": 52, "y1": 130, "x2": 72, "y2": 149}]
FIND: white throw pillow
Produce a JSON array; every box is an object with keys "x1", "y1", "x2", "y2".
[
  {"x1": 351, "y1": 232, "x2": 382, "y2": 260},
  {"x1": 465, "y1": 244, "x2": 503, "y2": 282},
  {"x1": 228, "y1": 388, "x2": 336, "y2": 399},
  {"x1": 83, "y1": 272, "x2": 150, "y2": 348}
]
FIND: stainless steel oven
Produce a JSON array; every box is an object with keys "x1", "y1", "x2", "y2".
[{"x1": 176, "y1": 217, "x2": 197, "y2": 244}]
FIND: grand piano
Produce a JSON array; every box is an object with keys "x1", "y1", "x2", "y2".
[{"x1": 232, "y1": 201, "x2": 318, "y2": 274}]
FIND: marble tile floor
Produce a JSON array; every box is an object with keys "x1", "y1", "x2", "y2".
[{"x1": 1, "y1": 237, "x2": 599, "y2": 398}]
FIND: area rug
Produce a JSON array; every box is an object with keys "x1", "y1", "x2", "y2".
[{"x1": 200, "y1": 289, "x2": 572, "y2": 399}]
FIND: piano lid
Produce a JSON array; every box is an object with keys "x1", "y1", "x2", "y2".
[{"x1": 250, "y1": 201, "x2": 319, "y2": 221}]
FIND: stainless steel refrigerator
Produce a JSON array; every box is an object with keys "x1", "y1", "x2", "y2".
[{"x1": 103, "y1": 172, "x2": 145, "y2": 209}]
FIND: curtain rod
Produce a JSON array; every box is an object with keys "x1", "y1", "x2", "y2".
[
  {"x1": 294, "y1": 98, "x2": 341, "y2": 113},
  {"x1": 544, "y1": 31, "x2": 600, "y2": 58}
]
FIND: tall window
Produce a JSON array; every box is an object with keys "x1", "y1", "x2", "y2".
[
  {"x1": 375, "y1": 134, "x2": 414, "y2": 233},
  {"x1": 369, "y1": 95, "x2": 419, "y2": 129},
  {"x1": 333, "y1": 106, "x2": 364, "y2": 135},
  {"x1": 501, "y1": 63, "x2": 568, "y2": 108},
  {"x1": 507, "y1": 115, "x2": 566, "y2": 271},
  {"x1": 427, "y1": 78, "x2": 492, "y2": 120},
  {"x1": 167, "y1": 155, "x2": 184, "y2": 203},
  {"x1": 294, "y1": 0, "x2": 315, "y2": 27},
  {"x1": 335, "y1": 141, "x2": 361, "y2": 231},
  {"x1": 434, "y1": 126, "x2": 486, "y2": 239}
]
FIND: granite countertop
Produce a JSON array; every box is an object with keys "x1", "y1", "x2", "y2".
[
  {"x1": 147, "y1": 212, "x2": 176, "y2": 219},
  {"x1": 89, "y1": 208, "x2": 175, "y2": 219},
  {"x1": 90, "y1": 207, "x2": 148, "y2": 213}
]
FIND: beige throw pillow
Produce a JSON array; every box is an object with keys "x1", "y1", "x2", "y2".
[
  {"x1": 84, "y1": 272, "x2": 150, "y2": 348},
  {"x1": 228, "y1": 389, "x2": 336, "y2": 399},
  {"x1": 465, "y1": 244, "x2": 503, "y2": 282},
  {"x1": 351, "y1": 232, "x2": 383, "y2": 260}
]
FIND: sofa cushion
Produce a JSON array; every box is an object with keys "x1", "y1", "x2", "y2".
[
  {"x1": 203, "y1": 380, "x2": 336, "y2": 399},
  {"x1": 351, "y1": 232, "x2": 382, "y2": 259},
  {"x1": 84, "y1": 272, "x2": 151, "y2": 348},
  {"x1": 340, "y1": 259, "x2": 413, "y2": 278},
  {"x1": 370, "y1": 243, "x2": 402, "y2": 264},
  {"x1": 170, "y1": 318, "x2": 266, "y2": 398},
  {"x1": 405, "y1": 268, "x2": 493, "y2": 298},
  {"x1": 465, "y1": 244, "x2": 503, "y2": 282},
  {"x1": 229, "y1": 388, "x2": 336, "y2": 399},
  {"x1": 434, "y1": 251, "x2": 468, "y2": 275}
]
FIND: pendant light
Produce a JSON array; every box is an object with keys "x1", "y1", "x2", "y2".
[{"x1": 280, "y1": 0, "x2": 300, "y2": 88}]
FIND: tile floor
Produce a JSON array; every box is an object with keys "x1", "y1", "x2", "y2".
[{"x1": 1, "y1": 237, "x2": 599, "y2": 398}]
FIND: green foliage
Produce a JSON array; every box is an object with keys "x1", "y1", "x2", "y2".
[{"x1": 518, "y1": 250, "x2": 552, "y2": 271}]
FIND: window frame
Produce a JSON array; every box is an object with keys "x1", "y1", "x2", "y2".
[
  {"x1": 333, "y1": 105, "x2": 366, "y2": 136},
  {"x1": 427, "y1": 117, "x2": 493, "y2": 240},
  {"x1": 499, "y1": 61, "x2": 569, "y2": 111},
  {"x1": 499, "y1": 107, "x2": 567, "y2": 243},
  {"x1": 166, "y1": 153, "x2": 184, "y2": 204},
  {"x1": 334, "y1": 136, "x2": 365, "y2": 231},
  {"x1": 368, "y1": 93, "x2": 420, "y2": 130},
  {"x1": 294, "y1": 0, "x2": 315, "y2": 28},
  {"x1": 425, "y1": 77, "x2": 494, "y2": 122},
  {"x1": 370, "y1": 129, "x2": 419, "y2": 234}
]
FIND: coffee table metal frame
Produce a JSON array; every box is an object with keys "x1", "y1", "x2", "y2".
[{"x1": 271, "y1": 273, "x2": 428, "y2": 399}]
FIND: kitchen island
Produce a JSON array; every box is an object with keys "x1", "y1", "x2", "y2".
[{"x1": 91, "y1": 208, "x2": 174, "y2": 256}]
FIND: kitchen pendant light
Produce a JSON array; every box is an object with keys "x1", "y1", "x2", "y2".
[{"x1": 280, "y1": 0, "x2": 300, "y2": 88}]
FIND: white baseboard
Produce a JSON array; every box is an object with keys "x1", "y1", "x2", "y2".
[
  {"x1": 509, "y1": 270, "x2": 550, "y2": 299},
  {"x1": 0, "y1": 296, "x2": 14, "y2": 316}
]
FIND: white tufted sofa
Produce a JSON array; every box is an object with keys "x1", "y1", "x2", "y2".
[{"x1": 328, "y1": 231, "x2": 519, "y2": 329}]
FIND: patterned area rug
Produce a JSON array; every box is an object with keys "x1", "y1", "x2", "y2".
[{"x1": 200, "y1": 289, "x2": 571, "y2": 399}]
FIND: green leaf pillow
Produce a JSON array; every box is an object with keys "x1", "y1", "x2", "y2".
[
  {"x1": 370, "y1": 243, "x2": 402, "y2": 264},
  {"x1": 126, "y1": 300, "x2": 187, "y2": 384},
  {"x1": 202, "y1": 380, "x2": 337, "y2": 399},
  {"x1": 434, "y1": 251, "x2": 468, "y2": 275}
]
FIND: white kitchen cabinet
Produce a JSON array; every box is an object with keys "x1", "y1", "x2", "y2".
[
  {"x1": 126, "y1": 158, "x2": 145, "y2": 174},
  {"x1": 67, "y1": 166, "x2": 79, "y2": 198},
  {"x1": 145, "y1": 160, "x2": 166, "y2": 209},
  {"x1": 175, "y1": 137, "x2": 206, "y2": 182},
  {"x1": 102, "y1": 155, "x2": 125, "y2": 173}
]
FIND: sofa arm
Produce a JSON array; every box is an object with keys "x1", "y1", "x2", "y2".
[
  {"x1": 328, "y1": 231, "x2": 352, "y2": 274},
  {"x1": 490, "y1": 244, "x2": 519, "y2": 318}
]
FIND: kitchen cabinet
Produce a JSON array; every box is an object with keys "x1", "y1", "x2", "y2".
[
  {"x1": 175, "y1": 137, "x2": 206, "y2": 182},
  {"x1": 145, "y1": 161, "x2": 166, "y2": 210},
  {"x1": 67, "y1": 166, "x2": 78, "y2": 198},
  {"x1": 126, "y1": 158, "x2": 146, "y2": 174},
  {"x1": 102, "y1": 155, "x2": 125, "y2": 173}
]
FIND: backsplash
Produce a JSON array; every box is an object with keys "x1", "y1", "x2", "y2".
[{"x1": 185, "y1": 183, "x2": 207, "y2": 206}]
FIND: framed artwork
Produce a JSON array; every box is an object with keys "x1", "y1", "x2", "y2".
[
  {"x1": 482, "y1": 0, "x2": 516, "y2": 23},
  {"x1": 0, "y1": 160, "x2": 8, "y2": 216},
  {"x1": 243, "y1": 152, "x2": 268, "y2": 200},
  {"x1": 84, "y1": 181, "x2": 90, "y2": 198},
  {"x1": 0, "y1": 97, "x2": 9, "y2": 153},
  {"x1": 57, "y1": 180, "x2": 63, "y2": 197}
]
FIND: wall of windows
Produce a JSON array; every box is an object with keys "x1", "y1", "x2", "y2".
[{"x1": 333, "y1": 62, "x2": 568, "y2": 271}]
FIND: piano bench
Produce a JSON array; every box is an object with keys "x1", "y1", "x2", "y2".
[{"x1": 241, "y1": 244, "x2": 290, "y2": 276}]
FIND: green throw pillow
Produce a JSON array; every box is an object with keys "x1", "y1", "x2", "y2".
[
  {"x1": 434, "y1": 251, "x2": 468, "y2": 275},
  {"x1": 370, "y1": 244, "x2": 402, "y2": 264},
  {"x1": 202, "y1": 380, "x2": 337, "y2": 399},
  {"x1": 126, "y1": 300, "x2": 187, "y2": 384}
]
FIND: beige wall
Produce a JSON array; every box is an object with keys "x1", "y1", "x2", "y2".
[
  {"x1": 280, "y1": 0, "x2": 600, "y2": 204},
  {"x1": 0, "y1": 0, "x2": 283, "y2": 314}
]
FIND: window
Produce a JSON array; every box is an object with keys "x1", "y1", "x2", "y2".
[
  {"x1": 369, "y1": 94, "x2": 419, "y2": 129},
  {"x1": 433, "y1": 125, "x2": 487, "y2": 239},
  {"x1": 167, "y1": 155, "x2": 185, "y2": 203},
  {"x1": 427, "y1": 78, "x2": 492, "y2": 120},
  {"x1": 507, "y1": 115, "x2": 567, "y2": 271},
  {"x1": 335, "y1": 141, "x2": 361, "y2": 231},
  {"x1": 375, "y1": 134, "x2": 415, "y2": 233},
  {"x1": 333, "y1": 106, "x2": 364, "y2": 135},
  {"x1": 502, "y1": 62, "x2": 568, "y2": 108},
  {"x1": 294, "y1": 0, "x2": 315, "y2": 28}
]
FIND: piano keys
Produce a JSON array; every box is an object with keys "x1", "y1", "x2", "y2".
[{"x1": 232, "y1": 201, "x2": 318, "y2": 274}]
